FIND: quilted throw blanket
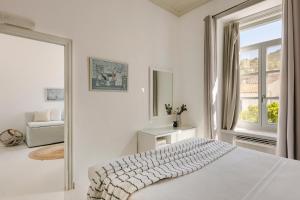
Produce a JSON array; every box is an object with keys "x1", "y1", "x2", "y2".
[{"x1": 87, "y1": 138, "x2": 235, "y2": 200}]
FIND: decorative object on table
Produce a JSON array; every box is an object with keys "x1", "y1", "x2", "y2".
[
  {"x1": 175, "y1": 104, "x2": 187, "y2": 127},
  {"x1": 165, "y1": 104, "x2": 173, "y2": 115},
  {"x1": 0, "y1": 129, "x2": 24, "y2": 146},
  {"x1": 29, "y1": 144, "x2": 64, "y2": 160},
  {"x1": 89, "y1": 57, "x2": 128, "y2": 91},
  {"x1": 173, "y1": 121, "x2": 178, "y2": 128},
  {"x1": 45, "y1": 88, "x2": 64, "y2": 101},
  {"x1": 176, "y1": 115, "x2": 182, "y2": 127}
]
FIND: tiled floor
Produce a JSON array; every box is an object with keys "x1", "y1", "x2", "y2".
[
  {"x1": 0, "y1": 143, "x2": 65, "y2": 199},
  {"x1": 1, "y1": 188, "x2": 87, "y2": 200}
]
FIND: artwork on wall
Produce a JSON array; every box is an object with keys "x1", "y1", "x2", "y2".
[
  {"x1": 89, "y1": 57, "x2": 128, "y2": 91},
  {"x1": 45, "y1": 88, "x2": 64, "y2": 101}
]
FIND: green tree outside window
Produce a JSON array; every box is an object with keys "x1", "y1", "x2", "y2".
[{"x1": 239, "y1": 101, "x2": 279, "y2": 124}]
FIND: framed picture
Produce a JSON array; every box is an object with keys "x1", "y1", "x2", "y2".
[
  {"x1": 89, "y1": 57, "x2": 128, "y2": 91},
  {"x1": 45, "y1": 88, "x2": 64, "y2": 101}
]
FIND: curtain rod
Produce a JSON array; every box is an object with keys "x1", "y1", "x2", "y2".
[{"x1": 212, "y1": 0, "x2": 265, "y2": 19}]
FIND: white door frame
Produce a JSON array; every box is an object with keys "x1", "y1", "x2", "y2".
[{"x1": 0, "y1": 24, "x2": 74, "y2": 190}]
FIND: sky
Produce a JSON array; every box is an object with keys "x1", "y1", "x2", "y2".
[{"x1": 240, "y1": 19, "x2": 282, "y2": 48}]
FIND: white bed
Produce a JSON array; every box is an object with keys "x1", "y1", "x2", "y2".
[{"x1": 88, "y1": 142, "x2": 300, "y2": 200}]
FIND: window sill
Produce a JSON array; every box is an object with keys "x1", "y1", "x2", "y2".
[{"x1": 221, "y1": 128, "x2": 277, "y2": 141}]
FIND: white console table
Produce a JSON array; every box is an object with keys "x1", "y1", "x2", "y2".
[{"x1": 137, "y1": 126, "x2": 196, "y2": 153}]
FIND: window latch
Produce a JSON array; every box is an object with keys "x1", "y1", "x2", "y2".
[{"x1": 262, "y1": 95, "x2": 266, "y2": 103}]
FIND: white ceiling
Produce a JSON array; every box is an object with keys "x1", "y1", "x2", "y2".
[{"x1": 150, "y1": 0, "x2": 211, "y2": 17}]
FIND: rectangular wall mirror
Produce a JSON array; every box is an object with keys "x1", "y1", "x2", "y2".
[{"x1": 149, "y1": 68, "x2": 173, "y2": 119}]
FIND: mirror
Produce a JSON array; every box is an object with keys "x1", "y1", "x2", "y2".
[{"x1": 150, "y1": 68, "x2": 173, "y2": 118}]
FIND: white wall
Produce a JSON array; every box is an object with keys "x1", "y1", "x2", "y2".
[
  {"x1": 0, "y1": 33, "x2": 64, "y2": 133},
  {"x1": 0, "y1": 0, "x2": 179, "y2": 185}
]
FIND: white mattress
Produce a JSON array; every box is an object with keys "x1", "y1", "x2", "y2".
[{"x1": 89, "y1": 147, "x2": 300, "y2": 200}]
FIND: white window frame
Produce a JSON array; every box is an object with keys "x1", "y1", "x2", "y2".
[{"x1": 237, "y1": 36, "x2": 281, "y2": 132}]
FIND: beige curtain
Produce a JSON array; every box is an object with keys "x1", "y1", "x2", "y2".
[
  {"x1": 203, "y1": 15, "x2": 216, "y2": 139},
  {"x1": 221, "y1": 22, "x2": 240, "y2": 130},
  {"x1": 278, "y1": 0, "x2": 300, "y2": 160}
]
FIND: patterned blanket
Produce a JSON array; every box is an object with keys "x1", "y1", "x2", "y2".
[{"x1": 87, "y1": 138, "x2": 235, "y2": 200}]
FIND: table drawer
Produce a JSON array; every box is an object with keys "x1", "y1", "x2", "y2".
[{"x1": 177, "y1": 129, "x2": 196, "y2": 142}]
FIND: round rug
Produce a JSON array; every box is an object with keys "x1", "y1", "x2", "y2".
[{"x1": 29, "y1": 144, "x2": 64, "y2": 160}]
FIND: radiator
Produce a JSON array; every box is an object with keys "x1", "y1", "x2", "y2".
[{"x1": 234, "y1": 135, "x2": 277, "y2": 155}]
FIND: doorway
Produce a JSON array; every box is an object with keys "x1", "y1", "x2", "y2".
[{"x1": 0, "y1": 24, "x2": 73, "y2": 196}]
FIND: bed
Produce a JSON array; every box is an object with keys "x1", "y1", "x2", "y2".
[{"x1": 88, "y1": 138, "x2": 300, "y2": 200}]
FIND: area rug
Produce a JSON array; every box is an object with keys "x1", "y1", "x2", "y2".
[{"x1": 29, "y1": 144, "x2": 64, "y2": 160}]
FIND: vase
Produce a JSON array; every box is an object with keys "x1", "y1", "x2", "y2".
[{"x1": 176, "y1": 114, "x2": 181, "y2": 127}]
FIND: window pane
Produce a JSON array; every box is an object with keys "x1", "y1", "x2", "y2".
[
  {"x1": 267, "y1": 99, "x2": 279, "y2": 124},
  {"x1": 239, "y1": 99, "x2": 259, "y2": 123},
  {"x1": 267, "y1": 45, "x2": 282, "y2": 71},
  {"x1": 240, "y1": 20, "x2": 282, "y2": 47},
  {"x1": 240, "y1": 74, "x2": 258, "y2": 97},
  {"x1": 240, "y1": 50, "x2": 259, "y2": 75},
  {"x1": 266, "y1": 72, "x2": 280, "y2": 97}
]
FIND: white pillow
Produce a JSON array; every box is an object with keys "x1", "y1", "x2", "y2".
[
  {"x1": 50, "y1": 109, "x2": 62, "y2": 121},
  {"x1": 33, "y1": 111, "x2": 50, "y2": 122}
]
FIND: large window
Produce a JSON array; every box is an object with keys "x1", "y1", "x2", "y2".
[{"x1": 238, "y1": 18, "x2": 282, "y2": 131}]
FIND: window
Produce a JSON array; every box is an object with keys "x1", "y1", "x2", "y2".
[{"x1": 238, "y1": 18, "x2": 282, "y2": 131}]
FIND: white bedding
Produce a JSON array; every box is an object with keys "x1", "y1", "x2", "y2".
[
  {"x1": 88, "y1": 146, "x2": 300, "y2": 200},
  {"x1": 87, "y1": 139, "x2": 234, "y2": 199}
]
